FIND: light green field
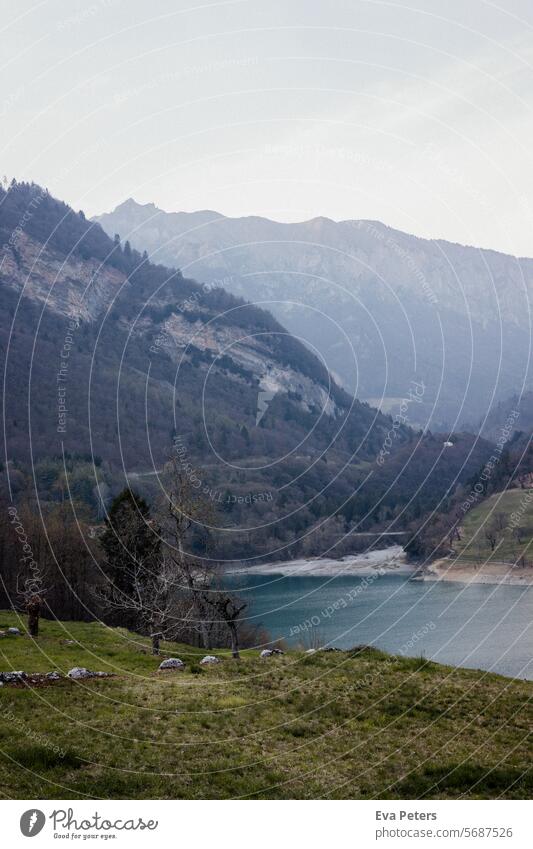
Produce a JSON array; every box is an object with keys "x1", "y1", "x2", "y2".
[
  {"x1": 456, "y1": 488, "x2": 533, "y2": 562},
  {"x1": 0, "y1": 612, "x2": 531, "y2": 799}
]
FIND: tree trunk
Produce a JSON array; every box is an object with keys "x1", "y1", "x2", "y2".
[
  {"x1": 228, "y1": 622, "x2": 240, "y2": 659},
  {"x1": 151, "y1": 632, "x2": 163, "y2": 655},
  {"x1": 27, "y1": 597, "x2": 40, "y2": 637},
  {"x1": 201, "y1": 621, "x2": 211, "y2": 651}
]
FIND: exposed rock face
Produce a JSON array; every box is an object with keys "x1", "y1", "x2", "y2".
[
  {"x1": 200, "y1": 655, "x2": 221, "y2": 665},
  {"x1": 151, "y1": 312, "x2": 340, "y2": 418},
  {"x1": 1, "y1": 233, "x2": 127, "y2": 321}
]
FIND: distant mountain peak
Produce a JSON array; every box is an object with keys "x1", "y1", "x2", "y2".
[
  {"x1": 116, "y1": 197, "x2": 154, "y2": 210},
  {"x1": 112, "y1": 197, "x2": 162, "y2": 217},
  {"x1": 94, "y1": 197, "x2": 533, "y2": 430}
]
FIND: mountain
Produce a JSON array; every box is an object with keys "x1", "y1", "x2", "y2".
[
  {"x1": 0, "y1": 181, "x2": 493, "y2": 562},
  {"x1": 95, "y1": 200, "x2": 533, "y2": 431},
  {"x1": 405, "y1": 386, "x2": 533, "y2": 562},
  {"x1": 479, "y1": 389, "x2": 533, "y2": 444}
]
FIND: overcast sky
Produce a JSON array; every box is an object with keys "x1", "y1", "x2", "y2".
[{"x1": 3, "y1": 0, "x2": 533, "y2": 255}]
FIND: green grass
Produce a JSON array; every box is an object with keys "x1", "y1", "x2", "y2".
[
  {"x1": 456, "y1": 488, "x2": 533, "y2": 562},
  {"x1": 0, "y1": 611, "x2": 531, "y2": 800}
]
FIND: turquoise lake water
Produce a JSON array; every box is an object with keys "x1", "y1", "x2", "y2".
[{"x1": 225, "y1": 573, "x2": 533, "y2": 680}]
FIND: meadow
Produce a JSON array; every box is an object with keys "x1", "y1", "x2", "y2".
[
  {"x1": 455, "y1": 488, "x2": 533, "y2": 563},
  {"x1": 0, "y1": 611, "x2": 531, "y2": 800}
]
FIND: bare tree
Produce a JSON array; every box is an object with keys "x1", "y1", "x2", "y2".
[
  {"x1": 201, "y1": 588, "x2": 247, "y2": 659},
  {"x1": 161, "y1": 454, "x2": 217, "y2": 650},
  {"x1": 447, "y1": 521, "x2": 462, "y2": 548},
  {"x1": 156, "y1": 452, "x2": 250, "y2": 656},
  {"x1": 484, "y1": 523, "x2": 499, "y2": 552},
  {"x1": 96, "y1": 551, "x2": 180, "y2": 654},
  {"x1": 512, "y1": 524, "x2": 524, "y2": 546}
]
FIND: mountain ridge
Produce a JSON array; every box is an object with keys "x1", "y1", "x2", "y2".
[
  {"x1": 99, "y1": 198, "x2": 533, "y2": 257},
  {"x1": 95, "y1": 199, "x2": 533, "y2": 431}
]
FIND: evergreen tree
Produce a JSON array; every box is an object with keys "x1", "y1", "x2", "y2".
[{"x1": 100, "y1": 489, "x2": 160, "y2": 601}]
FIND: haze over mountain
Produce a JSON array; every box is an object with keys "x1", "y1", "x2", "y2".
[
  {"x1": 96, "y1": 200, "x2": 533, "y2": 432},
  {"x1": 1, "y1": 181, "x2": 492, "y2": 562}
]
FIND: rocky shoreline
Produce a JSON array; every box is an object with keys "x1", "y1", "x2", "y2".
[
  {"x1": 228, "y1": 545, "x2": 414, "y2": 577},
  {"x1": 229, "y1": 547, "x2": 533, "y2": 586}
]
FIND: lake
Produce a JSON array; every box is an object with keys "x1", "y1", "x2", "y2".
[{"x1": 225, "y1": 572, "x2": 533, "y2": 680}]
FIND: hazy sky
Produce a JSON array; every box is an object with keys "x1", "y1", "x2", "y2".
[{"x1": 3, "y1": 0, "x2": 533, "y2": 254}]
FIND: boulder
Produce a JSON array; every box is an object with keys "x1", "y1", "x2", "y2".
[
  {"x1": 0, "y1": 671, "x2": 27, "y2": 683},
  {"x1": 67, "y1": 667, "x2": 113, "y2": 680},
  {"x1": 67, "y1": 667, "x2": 92, "y2": 679},
  {"x1": 158, "y1": 657, "x2": 185, "y2": 671},
  {"x1": 200, "y1": 655, "x2": 221, "y2": 665},
  {"x1": 260, "y1": 649, "x2": 273, "y2": 657},
  {"x1": 46, "y1": 671, "x2": 62, "y2": 681},
  {"x1": 7, "y1": 627, "x2": 21, "y2": 636}
]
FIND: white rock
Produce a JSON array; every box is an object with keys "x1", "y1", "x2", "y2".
[
  {"x1": 46, "y1": 671, "x2": 61, "y2": 681},
  {"x1": 67, "y1": 667, "x2": 113, "y2": 679},
  {"x1": 158, "y1": 657, "x2": 185, "y2": 670},
  {"x1": 200, "y1": 655, "x2": 221, "y2": 665},
  {"x1": 260, "y1": 649, "x2": 273, "y2": 657},
  {"x1": 8, "y1": 627, "x2": 21, "y2": 635},
  {"x1": 68, "y1": 667, "x2": 92, "y2": 679}
]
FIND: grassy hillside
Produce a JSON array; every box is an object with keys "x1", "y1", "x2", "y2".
[
  {"x1": 0, "y1": 612, "x2": 531, "y2": 800},
  {"x1": 455, "y1": 488, "x2": 533, "y2": 563}
]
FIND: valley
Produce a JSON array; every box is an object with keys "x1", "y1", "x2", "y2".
[
  {"x1": 2, "y1": 0, "x2": 532, "y2": 813},
  {"x1": 0, "y1": 181, "x2": 494, "y2": 568}
]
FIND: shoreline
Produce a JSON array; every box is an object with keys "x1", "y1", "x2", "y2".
[
  {"x1": 228, "y1": 547, "x2": 533, "y2": 585},
  {"x1": 227, "y1": 545, "x2": 414, "y2": 577},
  {"x1": 417, "y1": 558, "x2": 533, "y2": 586}
]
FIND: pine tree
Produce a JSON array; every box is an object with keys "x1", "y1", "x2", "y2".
[{"x1": 100, "y1": 489, "x2": 160, "y2": 601}]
